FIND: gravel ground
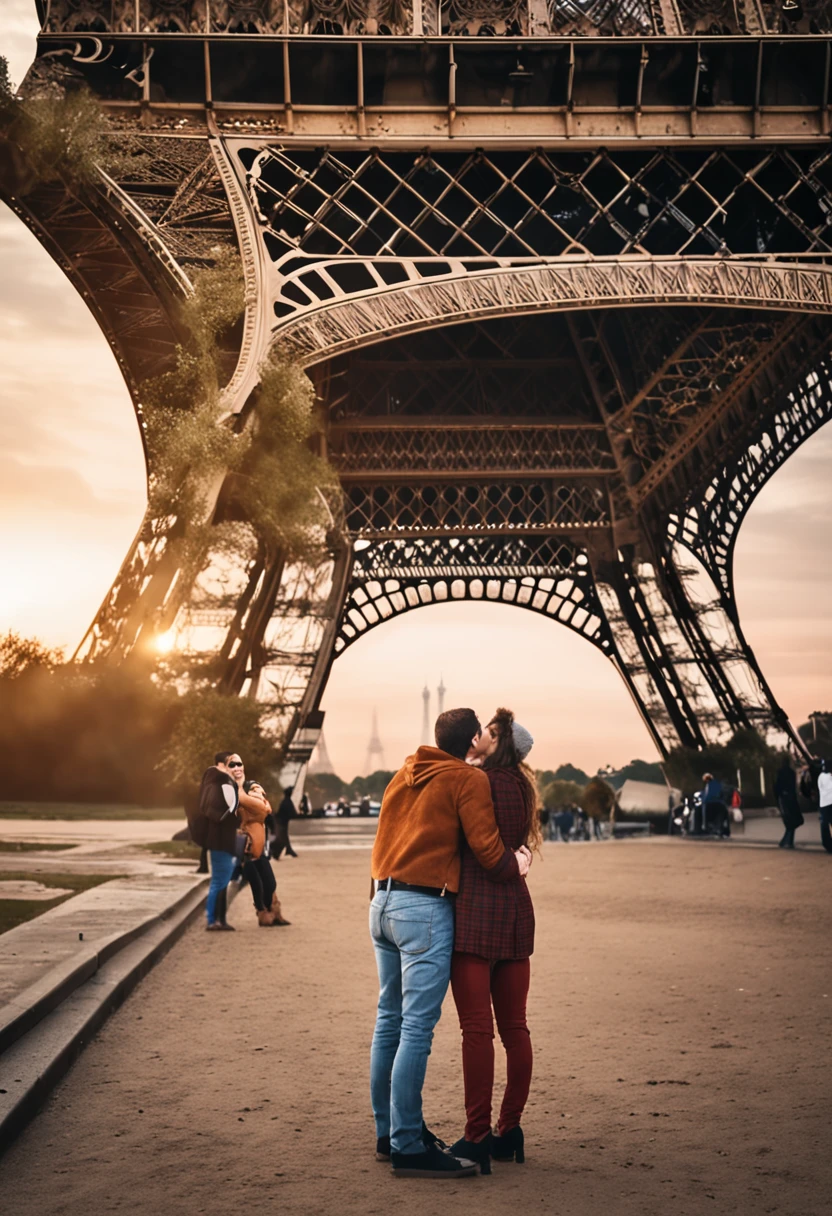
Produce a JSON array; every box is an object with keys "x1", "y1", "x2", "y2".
[{"x1": 1, "y1": 839, "x2": 830, "y2": 1216}]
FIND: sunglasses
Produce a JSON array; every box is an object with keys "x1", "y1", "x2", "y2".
[{"x1": 227, "y1": 761, "x2": 244, "y2": 769}]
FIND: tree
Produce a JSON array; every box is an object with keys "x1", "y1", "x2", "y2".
[
  {"x1": 598, "y1": 758, "x2": 665, "y2": 790},
  {"x1": 540, "y1": 779, "x2": 585, "y2": 809},
  {"x1": 663, "y1": 728, "x2": 785, "y2": 800},
  {"x1": 798, "y1": 712, "x2": 832, "y2": 764},
  {"x1": 581, "y1": 777, "x2": 617, "y2": 822},
  {"x1": 305, "y1": 771, "x2": 346, "y2": 807},
  {"x1": 0, "y1": 631, "x2": 63, "y2": 680},
  {"x1": 536, "y1": 765, "x2": 589, "y2": 793},
  {"x1": 348, "y1": 771, "x2": 396, "y2": 801},
  {"x1": 158, "y1": 689, "x2": 277, "y2": 791},
  {"x1": 554, "y1": 763, "x2": 590, "y2": 785}
]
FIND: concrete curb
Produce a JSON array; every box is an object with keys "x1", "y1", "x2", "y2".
[
  {"x1": 0, "y1": 880, "x2": 205, "y2": 1057},
  {"x1": 0, "y1": 878, "x2": 209, "y2": 1154}
]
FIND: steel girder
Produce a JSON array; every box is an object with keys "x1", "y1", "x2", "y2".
[{"x1": 10, "y1": 27, "x2": 832, "y2": 764}]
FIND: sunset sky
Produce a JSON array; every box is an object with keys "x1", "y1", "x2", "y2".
[{"x1": 2, "y1": 5, "x2": 831, "y2": 781}]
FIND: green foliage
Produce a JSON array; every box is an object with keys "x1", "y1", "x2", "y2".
[
  {"x1": 0, "y1": 655, "x2": 179, "y2": 803},
  {"x1": 663, "y1": 728, "x2": 784, "y2": 798},
  {"x1": 555, "y1": 763, "x2": 590, "y2": 786},
  {"x1": 580, "y1": 777, "x2": 617, "y2": 821},
  {"x1": 540, "y1": 779, "x2": 585, "y2": 809},
  {"x1": 0, "y1": 635, "x2": 278, "y2": 804},
  {"x1": 597, "y1": 758, "x2": 666, "y2": 791},
  {"x1": 305, "y1": 771, "x2": 347, "y2": 807},
  {"x1": 231, "y1": 358, "x2": 337, "y2": 561},
  {"x1": 348, "y1": 770, "x2": 396, "y2": 801},
  {"x1": 304, "y1": 768, "x2": 396, "y2": 807},
  {"x1": 0, "y1": 82, "x2": 107, "y2": 195},
  {"x1": 158, "y1": 688, "x2": 277, "y2": 790},
  {"x1": 0, "y1": 631, "x2": 64, "y2": 679},
  {"x1": 798, "y1": 712, "x2": 832, "y2": 764},
  {"x1": 141, "y1": 255, "x2": 334, "y2": 579}
]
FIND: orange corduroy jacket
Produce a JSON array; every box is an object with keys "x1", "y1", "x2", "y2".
[{"x1": 371, "y1": 746, "x2": 519, "y2": 894}]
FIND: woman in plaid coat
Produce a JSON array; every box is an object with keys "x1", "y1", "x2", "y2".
[{"x1": 450, "y1": 707, "x2": 539, "y2": 1173}]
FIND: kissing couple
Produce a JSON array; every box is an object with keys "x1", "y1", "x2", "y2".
[{"x1": 369, "y1": 705, "x2": 539, "y2": 1178}]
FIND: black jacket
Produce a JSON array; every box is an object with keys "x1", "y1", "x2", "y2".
[
  {"x1": 187, "y1": 767, "x2": 239, "y2": 854},
  {"x1": 276, "y1": 793, "x2": 297, "y2": 826}
]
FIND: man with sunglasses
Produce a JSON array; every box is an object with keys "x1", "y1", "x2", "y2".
[{"x1": 191, "y1": 751, "x2": 242, "y2": 932}]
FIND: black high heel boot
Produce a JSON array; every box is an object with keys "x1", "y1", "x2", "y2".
[
  {"x1": 491, "y1": 1126, "x2": 524, "y2": 1163},
  {"x1": 450, "y1": 1133, "x2": 492, "y2": 1175}
]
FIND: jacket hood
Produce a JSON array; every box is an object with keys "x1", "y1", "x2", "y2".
[{"x1": 404, "y1": 746, "x2": 468, "y2": 788}]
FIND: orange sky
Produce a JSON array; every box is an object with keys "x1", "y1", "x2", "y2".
[{"x1": 2, "y1": 8, "x2": 831, "y2": 781}]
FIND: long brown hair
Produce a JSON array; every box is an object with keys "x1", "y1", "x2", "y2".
[{"x1": 482, "y1": 707, "x2": 542, "y2": 854}]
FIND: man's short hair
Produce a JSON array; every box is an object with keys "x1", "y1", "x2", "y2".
[
  {"x1": 435, "y1": 708, "x2": 481, "y2": 760},
  {"x1": 215, "y1": 751, "x2": 233, "y2": 766}
]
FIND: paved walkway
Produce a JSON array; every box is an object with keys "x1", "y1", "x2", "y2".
[{"x1": 0, "y1": 838, "x2": 829, "y2": 1216}]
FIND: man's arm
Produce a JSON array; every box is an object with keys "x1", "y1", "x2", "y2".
[{"x1": 457, "y1": 770, "x2": 520, "y2": 883}]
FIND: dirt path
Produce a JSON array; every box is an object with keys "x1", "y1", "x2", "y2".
[{"x1": 2, "y1": 840, "x2": 830, "y2": 1216}]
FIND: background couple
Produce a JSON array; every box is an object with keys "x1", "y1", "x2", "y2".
[{"x1": 369, "y1": 705, "x2": 540, "y2": 1178}]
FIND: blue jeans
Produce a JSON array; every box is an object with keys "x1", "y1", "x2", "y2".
[
  {"x1": 369, "y1": 888, "x2": 455, "y2": 1155},
  {"x1": 206, "y1": 850, "x2": 235, "y2": 923}
]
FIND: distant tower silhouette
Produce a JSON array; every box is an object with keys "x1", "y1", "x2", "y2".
[
  {"x1": 437, "y1": 676, "x2": 446, "y2": 718},
  {"x1": 309, "y1": 728, "x2": 334, "y2": 775},
  {"x1": 421, "y1": 684, "x2": 431, "y2": 746},
  {"x1": 365, "y1": 708, "x2": 386, "y2": 775}
]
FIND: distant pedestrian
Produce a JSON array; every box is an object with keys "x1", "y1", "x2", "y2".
[
  {"x1": 273, "y1": 785, "x2": 299, "y2": 859},
  {"x1": 700, "y1": 773, "x2": 730, "y2": 837},
  {"x1": 774, "y1": 756, "x2": 802, "y2": 849},
  {"x1": 817, "y1": 760, "x2": 832, "y2": 854},
  {"x1": 299, "y1": 792, "x2": 311, "y2": 817},
  {"x1": 553, "y1": 807, "x2": 574, "y2": 842}
]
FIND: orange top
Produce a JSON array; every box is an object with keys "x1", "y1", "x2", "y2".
[
  {"x1": 237, "y1": 787, "x2": 271, "y2": 860},
  {"x1": 371, "y1": 746, "x2": 518, "y2": 893}
]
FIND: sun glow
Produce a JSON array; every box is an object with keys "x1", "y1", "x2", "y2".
[{"x1": 154, "y1": 629, "x2": 177, "y2": 655}]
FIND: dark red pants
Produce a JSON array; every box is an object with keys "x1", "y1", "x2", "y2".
[{"x1": 450, "y1": 951, "x2": 533, "y2": 1141}]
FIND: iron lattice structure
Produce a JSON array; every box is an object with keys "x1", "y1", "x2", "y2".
[{"x1": 6, "y1": 5, "x2": 832, "y2": 778}]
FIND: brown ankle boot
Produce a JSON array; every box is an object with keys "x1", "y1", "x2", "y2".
[
  {"x1": 270, "y1": 894, "x2": 291, "y2": 926},
  {"x1": 257, "y1": 908, "x2": 275, "y2": 927}
]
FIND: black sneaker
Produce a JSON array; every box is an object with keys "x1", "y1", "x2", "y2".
[
  {"x1": 391, "y1": 1143, "x2": 478, "y2": 1178},
  {"x1": 377, "y1": 1123, "x2": 445, "y2": 1162}
]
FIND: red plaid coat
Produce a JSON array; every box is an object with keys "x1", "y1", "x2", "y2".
[{"x1": 453, "y1": 767, "x2": 535, "y2": 961}]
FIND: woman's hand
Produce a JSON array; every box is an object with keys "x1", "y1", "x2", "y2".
[{"x1": 514, "y1": 845, "x2": 532, "y2": 877}]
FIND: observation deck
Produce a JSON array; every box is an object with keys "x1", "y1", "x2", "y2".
[{"x1": 34, "y1": 2, "x2": 832, "y2": 145}]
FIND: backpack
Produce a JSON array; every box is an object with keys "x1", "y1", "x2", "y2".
[{"x1": 198, "y1": 767, "x2": 238, "y2": 824}]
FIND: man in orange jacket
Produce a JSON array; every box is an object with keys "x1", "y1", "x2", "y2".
[{"x1": 369, "y1": 707, "x2": 531, "y2": 1178}]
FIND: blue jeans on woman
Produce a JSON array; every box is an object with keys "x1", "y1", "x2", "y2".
[
  {"x1": 369, "y1": 886, "x2": 455, "y2": 1156},
  {"x1": 206, "y1": 850, "x2": 236, "y2": 924}
]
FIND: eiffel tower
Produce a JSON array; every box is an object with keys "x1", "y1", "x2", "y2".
[
  {"x1": 6, "y1": 1, "x2": 829, "y2": 789},
  {"x1": 365, "y1": 709, "x2": 386, "y2": 776}
]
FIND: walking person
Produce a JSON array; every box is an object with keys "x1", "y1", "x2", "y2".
[
  {"x1": 273, "y1": 785, "x2": 299, "y2": 859},
  {"x1": 775, "y1": 755, "x2": 803, "y2": 849},
  {"x1": 369, "y1": 707, "x2": 531, "y2": 1179},
  {"x1": 187, "y1": 752, "x2": 240, "y2": 932},
  {"x1": 817, "y1": 759, "x2": 832, "y2": 854},
  {"x1": 449, "y1": 708, "x2": 538, "y2": 1173}
]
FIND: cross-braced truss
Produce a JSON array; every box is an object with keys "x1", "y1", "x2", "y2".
[{"x1": 10, "y1": 16, "x2": 832, "y2": 767}]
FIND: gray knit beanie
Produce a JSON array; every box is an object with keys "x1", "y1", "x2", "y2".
[{"x1": 511, "y1": 721, "x2": 534, "y2": 761}]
